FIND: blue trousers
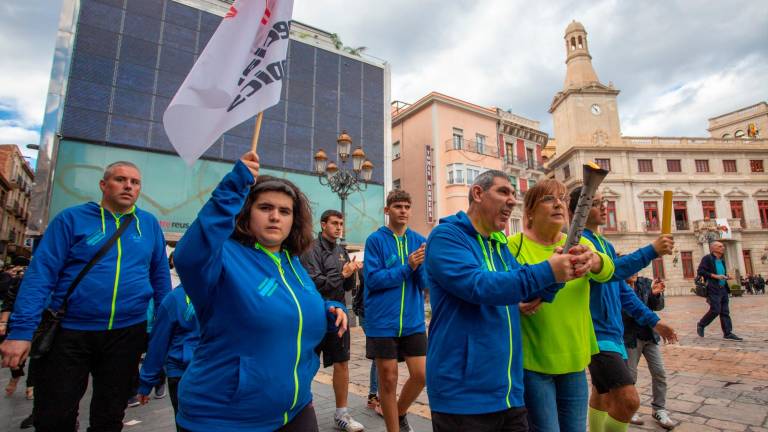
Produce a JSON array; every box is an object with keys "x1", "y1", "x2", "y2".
[{"x1": 524, "y1": 369, "x2": 588, "y2": 432}]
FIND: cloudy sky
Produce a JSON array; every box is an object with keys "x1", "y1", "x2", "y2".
[{"x1": 1, "y1": 0, "x2": 766, "y2": 163}]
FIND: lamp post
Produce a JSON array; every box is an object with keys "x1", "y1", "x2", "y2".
[{"x1": 313, "y1": 131, "x2": 374, "y2": 248}]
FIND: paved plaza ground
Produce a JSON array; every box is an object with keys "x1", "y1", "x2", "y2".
[{"x1": 1, "y1": 294, "x2": 766, "y2": 431}]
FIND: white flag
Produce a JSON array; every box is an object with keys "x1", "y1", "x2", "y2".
[{"x1": 163, "y1": 0, "x2": 294, "y2": 165}]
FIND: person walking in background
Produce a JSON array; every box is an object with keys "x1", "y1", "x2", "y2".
[
  {"x1": 623, "y1": 274, "x2": 677, "y2": 429},
  {"x1": 0, "y1": 161, "x2": 171, "y2": 432},
  {"x1": 363, "y1": 189, "x2": 428, "y2": 432},
  {"x1": 696, "y1": 241, "x2": 742, "y2": 341},
  {"x1": 137, "y1": 281, "x2": 200, "y2": 431},
  {"x1": 173, "y1": 152, "x2": 348, "y2": 431},
  {"x1": 351, "y1": 269, "x2": 381, "y2": 415},
  {"x1": 302, "y1": 209, "x2": 364, "y2": 432}
]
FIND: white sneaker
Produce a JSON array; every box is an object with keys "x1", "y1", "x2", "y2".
[
  {"x1": 334, "y1": 412, "x2": 364, "y2": 432},
  {"x1": 630, "y1": 413, "x2": 644, "y2": 425},
  {"x1": 653, "y1": 409, "x2": 678, "y2": 429}
]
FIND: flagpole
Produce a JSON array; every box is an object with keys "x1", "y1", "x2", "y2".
[{"x1": 250, "y1": 112, "x2": 264, "y2": 152}]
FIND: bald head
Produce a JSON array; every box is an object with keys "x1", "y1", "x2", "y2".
[{"x1": 710, "y1": 241, "x2": 725, "y2": 257}]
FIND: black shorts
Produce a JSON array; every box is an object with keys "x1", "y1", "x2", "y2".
[
  {"x1": 316, "y1": 330, "x2": 350, "y2": 368},
  {"x1": 432, "y1": 407, "x2": 528, "y2": 432},
  {"x1": 588, "y1": 351, "x2": 635, "y2": 394},
  {"x1": 366, "y1": 332, "x2": 427, "y2": 361}
]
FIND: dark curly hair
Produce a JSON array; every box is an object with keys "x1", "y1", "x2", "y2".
[{"x1": 232, "y1": 175, "x2": 314, "y2": 256}]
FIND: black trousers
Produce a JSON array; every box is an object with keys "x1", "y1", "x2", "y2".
[
  {"x1": 33, "y1": 321, "x2": 147, "y2": 432},
  {"x1": 178, "y1": 403, "x2": 319, "y2": 432},
  {"x1": 432, "y1": 407, "x2": 528, "y2": 432},
  {"x1": 698, "y1": 293, "x2": 733, "y2": 336},
  {"x1": 167, "y1": 376, "x2": 182, "y2": 432}
]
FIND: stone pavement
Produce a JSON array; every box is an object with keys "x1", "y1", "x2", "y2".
[{"x1": 1, "y1": 294, "x2": 766, "y2": 431}]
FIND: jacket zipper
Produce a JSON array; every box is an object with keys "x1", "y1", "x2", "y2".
[
  {"x1": 478, "y1": 235, "x2": 513, "y2": 408},
  {"x1": 256, "y1": 244, "x2": 303, "y2": 425},
  {"x1": 393, "y1": 234, "x2": 409, "y2": 337},
  {"x1": 107, "y1": 214, "x2": 123, "y2": 330}
]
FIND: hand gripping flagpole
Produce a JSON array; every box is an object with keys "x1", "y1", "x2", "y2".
[
  {"x1": 250, "y1": 112, "x2": 264, "y2": 152},
  {"x1": 563, "y1": 163, "x2": 609, "y2": 253}
]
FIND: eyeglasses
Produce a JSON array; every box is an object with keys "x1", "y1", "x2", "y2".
[{"x1": 538, "y1": 194, "x2": 570, "y2": 205}]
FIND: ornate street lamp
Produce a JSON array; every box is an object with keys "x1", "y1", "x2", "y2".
[{"x1": 313, "y1": 131, "x2": 374, "y2": 247}]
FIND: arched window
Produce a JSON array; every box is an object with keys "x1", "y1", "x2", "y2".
[
  {"x1": 734, "y1": 130, "x2": 745, "y2": 138},
  {"x1": 570, "y1": 37, "x2": 576, "y2": 50},
  {"x1": 722, "y1": 133, "x2": 731, "y2": 139},
  {"x1": 578, "y1": 35, "x2": 583, "y2": 48}
]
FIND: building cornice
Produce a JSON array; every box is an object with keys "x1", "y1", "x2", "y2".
[
  {"x1": 392, "y1": 92, "x2": 497, "y2": 125},
  {"x1": 548, "y1": 84, "x2": 620, "y2": 113}
]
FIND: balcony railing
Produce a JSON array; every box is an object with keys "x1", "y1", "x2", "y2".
[
  {"x1": 445, "y1": 138, "x2": 499, "y2": 158},
  {"x1": 504, "y1": 156, "x2": 545, "y2": 172},
  {"x1": 644, "y1": 221, "x2": 660, "y2": 232},
  {"x1": 675, "y1": 220, "x2": 690, "y2": 231}
]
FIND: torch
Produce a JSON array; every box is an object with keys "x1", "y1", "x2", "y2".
[{"x1": 563, "y1": 162, "x2": 609, "y2": 253}]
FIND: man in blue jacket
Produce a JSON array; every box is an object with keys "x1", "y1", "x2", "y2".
[
  {"x1": 0, "y1": 161, "x2": 171, "y2": 432},
  {"x1": 363, "y1": 189, "x2": 427, "y2": 432},
  {"x1": 697, "y1": 241, "x2": 742, "y2": 340},
  {"x1": 568, "y1": 188, "x2": 677, "y2": 432},
  {"x1": 137, "y1": 283, "x2": 200, "y2": 431},
  {"x1": 425, "y1": 170, "x2": 592, "y2": 431}
]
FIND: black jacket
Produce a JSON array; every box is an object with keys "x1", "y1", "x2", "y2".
[
  {"x1": 300, "y1": 234, "x2": 355, "y2": 303},
  {"x1": 623, "y1": 276, "x2": 664, "y2": 347},
  {"x1": 0, "y1": 273, "x2": 22, "y2": 313},
  {"x1": 697, "y1": 253, "x2": 729, "y2": 297}
]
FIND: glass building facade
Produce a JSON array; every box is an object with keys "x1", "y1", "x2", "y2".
[{"x1": 32, "y1": 0, "x2": 389, "y2": 244}]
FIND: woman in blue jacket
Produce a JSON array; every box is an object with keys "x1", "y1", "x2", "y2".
[
  {"x1": 174, "y1": 152, "x2": 348, "y2": 432},
  {"x1": 137, "y1": 284, "x2": 200, "y2": 430}
]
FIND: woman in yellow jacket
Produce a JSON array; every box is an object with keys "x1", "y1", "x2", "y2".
[{"x1": 507, "y1": 179, "x2": 614, "y2": 431}]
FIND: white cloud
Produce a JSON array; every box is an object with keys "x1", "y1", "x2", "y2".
[{"x1": 0, "y1": 0, "x2": 766, "y2": 145}]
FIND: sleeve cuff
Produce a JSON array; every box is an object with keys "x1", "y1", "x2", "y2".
[
  {"x1": 7, "y1": 328, "x2": 34, "y2": 341},
  {"x1": 325, "y1": 301, "x2": 348, "y2": 333},
  {"x1": 231, "y1": 160, "x2": 256, "y2": 188},
  {"x1": 530, "y1": 261, "x2": 561, "y2": 303},
  {"x1": 590, "y1": 252, "x2": 614, "y2": 282},
  {"x1": 640, "y1": 244, "x2": 658, "y2": 261}
]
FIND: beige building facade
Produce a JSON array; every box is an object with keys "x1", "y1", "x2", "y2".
[
  {"x1": 391, "y1": 93, "x2": 547, "y2": 237},
  {"x1": 547, "y1": 22, "x2": 768, "y2": 295},
  {"x1": 0, "y1": 145, "x2": 34, "y2": 261}
]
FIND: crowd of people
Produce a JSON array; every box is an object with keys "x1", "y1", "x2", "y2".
[{"x1": 0, "y1": 152, "x2": 746, "y2": 432}]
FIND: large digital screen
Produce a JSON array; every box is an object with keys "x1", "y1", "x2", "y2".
[{"x1": 61, "y1": 0, "x2": 385, "y2": 183}]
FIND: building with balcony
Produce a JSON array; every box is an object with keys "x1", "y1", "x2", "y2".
[
  {"x1": 546, "y1": 21, "x2": 768, "y2": 294},
  {"x1": 0, "y1": 145, "x2": 35, "y2": 261},
  {"x1": 391, "y1": 92, "x2": 547, "y2": 236}
]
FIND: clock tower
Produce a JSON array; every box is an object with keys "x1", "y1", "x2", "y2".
[{"x1": 549, "y1": 21, "x2": 622, "y2": 155}]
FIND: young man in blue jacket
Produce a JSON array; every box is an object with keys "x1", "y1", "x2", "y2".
[
  {"x1": 363, "y1": 190, "x2": 427, "y2": 432},
  {"x1": 568, "y1": 188, "x2": 678, "y2": 432},
  {"x1": 137, "y1": 283, "x2": 200, "y2": 431},
  {"x1": 425, "y1": 170, "x2": 593, "y2": 432},
  {"x1": 0, "y1": 161, "x2": 171, "y2": 432}
]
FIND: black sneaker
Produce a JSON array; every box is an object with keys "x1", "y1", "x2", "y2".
[
  {"x1": 696, "y1": 324, "x2": 704, "y2": 337},
  {"x1": 724, "y1": 333, "x2": 743, "y2": 341},
  {"x1": 20, "y1": 414, "x2": 34, "y2": 429},
  {"x1": 399, "y1": 414, "x2": 414, "y2": 432}
]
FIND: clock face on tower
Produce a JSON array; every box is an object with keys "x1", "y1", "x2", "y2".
[{"x1": 591, "y1": 104, "x2": 602, "y2": 115}]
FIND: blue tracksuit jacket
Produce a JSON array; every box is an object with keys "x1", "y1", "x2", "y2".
[
  {"x1": 174, "y1": 161, "x2": 344, "y2": 431},
  {"x1": 425, "y1": 211, "x2": 562, "y2": 415},
  {"x1": 138, "y1": 285, "x2": 200, "y2": 395},
  {"x1": 582, "y1": 229, "x2": 660, "y2": 358},
  {"x1": 9, "y1": 202, "x2": 170, "y2": 339},
  {"x1": 363, "y1": 226, "x2": 428, "y2": 337}
]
